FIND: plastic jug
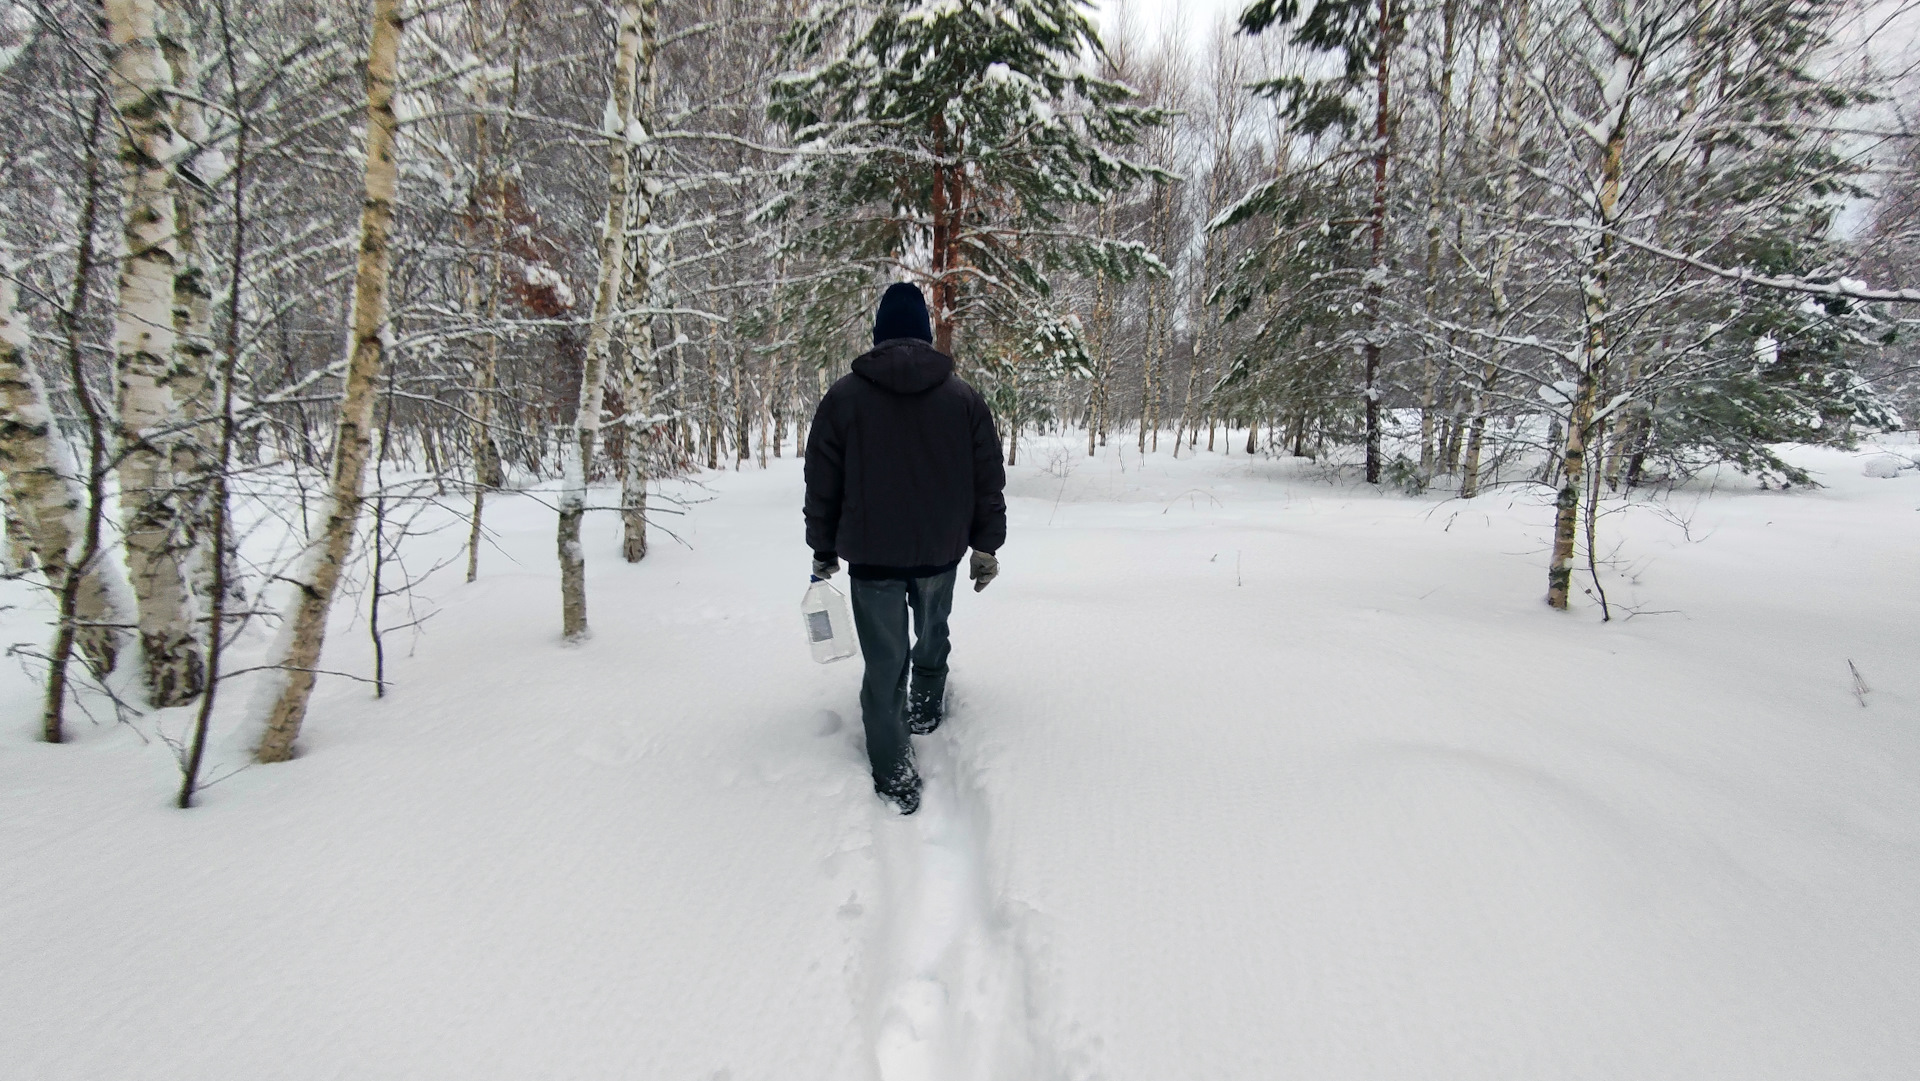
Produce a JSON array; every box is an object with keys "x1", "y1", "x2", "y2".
[{"x1": 802, "y1": 579, "x2": 858, "y2": 663}]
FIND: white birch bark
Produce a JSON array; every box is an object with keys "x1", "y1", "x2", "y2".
[
  {"x1": 105, "y1": 0, "x2": 204, "y2": 705},
  {"x1": 160, "y1": 7, "x2": 221, "y2": 620},
  {"x1": 1418, "y1": 0, "x2": 1460, "y2": 477},
  {"x1": 2, "y1": 493, "x2": 31, "y2": 573},
  {"x1": 0, "y1": 274, "x2": 130, "y2": 676},
  {"x1": 559, "y1": 0, "x2": 644, "y2": 637},
  {"x1": 253, "y1": 0, "x2": 404, "y2": 762},
  {"x1": 1459, "y1": 0, "x2": 1532, "y2": 500},
  {"x1": 1548, "y1": 42, "x2": 1639, "y2": 610},
  {"x1": 463, "y1": 2, "x2": 503, "y2": 583},
  {"x1": 617, "y1": 0, "x2": 659, "y2": 564}
]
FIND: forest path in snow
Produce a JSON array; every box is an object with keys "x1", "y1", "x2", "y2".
[{"x1": 868, "y1": 720, "x2": 1043, "y2": 1081}]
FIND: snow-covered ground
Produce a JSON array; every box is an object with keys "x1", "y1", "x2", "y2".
[{"x1": 4, "y1": 434, "x2": 1918, "y2": 1081}]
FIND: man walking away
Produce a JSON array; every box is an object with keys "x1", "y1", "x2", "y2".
[{"x1": 803, "y1": 283, "x2": 1006, "y2": 814}]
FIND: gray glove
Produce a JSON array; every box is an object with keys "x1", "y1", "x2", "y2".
[
  {"x1": 969, "y1": 550, "x2": 998, "y2": 592},
  {"x1": 811, "y1": 552, "x2": 839, "y2": 580}
]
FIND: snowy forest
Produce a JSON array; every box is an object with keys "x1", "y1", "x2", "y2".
[{"x1": 4, "y1": 0, "x2": 1918, "y2": 1076}]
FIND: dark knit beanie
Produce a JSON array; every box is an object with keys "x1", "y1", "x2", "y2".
[{"x1": 872, "y1": 282, "x2": 934, "y2": 345}]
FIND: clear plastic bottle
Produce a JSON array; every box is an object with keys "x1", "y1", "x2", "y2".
[{"x1": 801, "y1": 579, "x2": 858, "y2": 663}]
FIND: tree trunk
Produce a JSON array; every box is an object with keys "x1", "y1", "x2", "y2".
[
  {"x1": 178, "y1": 32, "x2": 250, "y2": 807},
  {"x1": 105, "y1": 0, "x2": 205, "y2": 706},
  {"x1": 160, "y1": 6, "x2": 221, "y2": 632},
  {"x1": 1460, "y1": 0, "x2": 1531, "y2": 500},
  {"x1": 254, "y1": 0, "x2": 404, "y2": 762},
  {"x1": 1007, "y1": 358, "x2": 1021, "y2": 466},
  {"x1": 1418, "y1": 0, "x2": 1459, "y2": 478},
  {"x1": 2, "y1": 497, "x2": 31, "y2": 573},
  {"x1": 618, "y1": 0, "x2": 659, "y2": 562},
  {"x1": 704, "y1": 320, "x2": 721, "y2": 469},
  {"x1": 1138, "y1": 272, "x2": 1157, "y2": 454},
  {"x1": 1548, "y1": 99, "x2": 1629, "y2": 609},
  {"x1": 0, "y1": 270, "x2": 127, "y2": 683},
  {"x1": 928, "y1": 112, "x2": 966, "y2": 356},
  {"x1": 559, "y1": 0, "x2": 646, "y2": 638},
  {"x1": 1087, "y1": 227, "x2": 1110, "y2": 457},
  {"x1": 34, "y1": 99, "x2": 134, "y2": 741},
  {"x1": 464, "y1": 252, "x2": 501, "y2": 581},
  {"x1": 1603, "y1": 348, "x2": 1646, "y2": 489},
  {"x1": 463, "y1": 1, "x2": 507, "y2": 583},
  {"x1": 732, "y1": 346, "x2": 750, "y2": 468},
  {"x1": 1362, "y1": 0, "x2": 1393, "y2": 486}
]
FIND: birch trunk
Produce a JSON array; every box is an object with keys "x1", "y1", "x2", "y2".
[
  {"x1": 2, "y1": 497, "x2": 30, "y2": 573},
  {"x1": 254, "y1": 0, "x2": 404, "y2": 762},
  {"x1": 1602, "y1": 348, "x2": 1646, "y2": 488},
  {"x1": 618, "y1": 0, "x2": 660, "y2": 562},
  {"x1": 161, "y1": 7, "x2": 220, "y2": 623},
  {"x1": 464, "y1": 247, "x2": 501, "y2": 583},
  {"x1": 760, "y1": 248, "x2": 789, "y2": 465},
  {"x1": 704, "y1": 320, "x2": 721, "y2": 469},
  {"x1": 1460, "y1": 0, "x2": 1531, "y2": 499},
  {"x1": 0, "y1": 274, "x2": 125, "y2": 678},
  {"x1": 463, "y1": 1, "x2": 505, "y2": 584},
  {"x1": 105, "y1": 0, "x2": 204, "y2": 705},
  {"x1": 1137, "y1": 271, "x2": 1157, "y2": 454},
  {"x1": 30, "y1": 102, "x2": 137, "y2": 741},
  {"x1": 670, "y1": 302, "x2": 695, "y2": 464},
  {"x1": 1086, "y1": 209, "x2": 1112, "y2": 457},
  {"x1": 1362, "y1": 0, "x2": 1394, "y2": 486},
  {"x1": 560, "y1": 0, "x2": 645, "y2": 637},
  {"x1": 732, "y1": 347, "x2": 749, "y2": 467},
  {"x1": 1548, "y1": 57, "x2": 1633, "y2": 610},
  {"x1": 1418, "y1": 0, "x2": 1459, "y2": 477}
]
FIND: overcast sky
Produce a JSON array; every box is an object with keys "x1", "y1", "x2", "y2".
[{"x1": 1092, "y1": 0, "x2": 1249, "y2": 55}]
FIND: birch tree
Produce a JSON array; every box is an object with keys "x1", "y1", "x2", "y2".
[
  {"x1": 617, "y1": 0, "x2": 661, "y2": 565},
  {"x1": 558, "y1": 0, "x2": 647, "y2": 639},
  {"x1": 254, "y1": 0, "x2": 405, "y2": 763},
  {"x1": 1458, "y1": 0, "x2": 1533, "y2": 500},
  {"x1": 104, "y1": 0, "x2": 206, "y2": 704},
  {"x1": 0, "y1": 264, "x2": 128, "y2": 689}
]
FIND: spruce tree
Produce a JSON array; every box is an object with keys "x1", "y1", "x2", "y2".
[
  {"x1": 770, "y1": 0, "x2": 1169, "y2": 367},
  {"x1": 1236, "y1": 0, "x2": 1407, "y2": 484},
  {"x1": 1612, "y1": 0, "x2": 1894, "y2": 487}
]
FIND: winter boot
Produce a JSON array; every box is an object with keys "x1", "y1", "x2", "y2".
[
  {"x1": 907, "y1": 680, "x2": 946, "y2": 735},
  {"x1": 877, "y1": 772, "x2": 922, "y2": 815}
]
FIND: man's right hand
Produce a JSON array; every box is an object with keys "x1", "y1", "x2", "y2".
[{"x1": 812, "y1": 552, "x2": 840, "y2": 580}]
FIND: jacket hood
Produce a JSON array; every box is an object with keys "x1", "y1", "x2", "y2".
[{"x1": 853, "y1": 338, "x2": 953, "y2": 395}]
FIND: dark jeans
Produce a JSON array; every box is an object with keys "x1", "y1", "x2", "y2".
[{"x1": 847, "y1": 568, "x2": 955, "y2": 791}]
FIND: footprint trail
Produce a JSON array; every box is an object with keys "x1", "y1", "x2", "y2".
[{"x1": 870, "y1": 734, "x2": 1041, "y2": 1081}]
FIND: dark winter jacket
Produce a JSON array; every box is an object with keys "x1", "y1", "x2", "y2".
[{"x1": 804, "y1": 338, "x2": 1007, "y2": 577}]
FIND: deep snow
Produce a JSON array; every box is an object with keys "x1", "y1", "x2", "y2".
[{"x1": 3, "y1": 434, "x2": 1918, "y2": 1081}]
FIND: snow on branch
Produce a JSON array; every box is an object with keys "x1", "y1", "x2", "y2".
[{"x1": 1540, "y1": 219, "x2": 1920, "y2": 304}]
